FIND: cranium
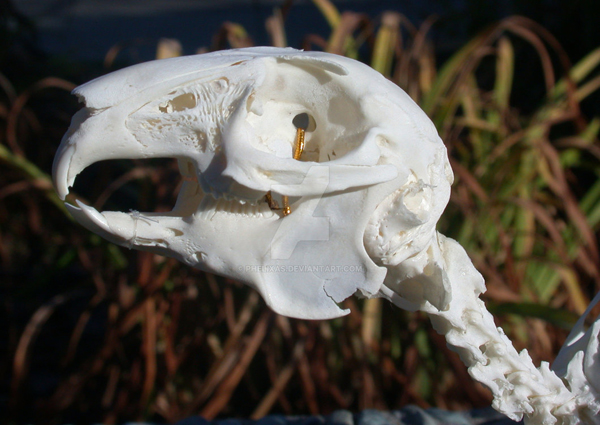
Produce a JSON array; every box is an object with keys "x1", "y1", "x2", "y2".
[
  {"x1": 53, "y1": 47, "x2": 451, "y2": 319},
  {"x1": 53, "y1": 47, "x2": 599, "y2": 424}
]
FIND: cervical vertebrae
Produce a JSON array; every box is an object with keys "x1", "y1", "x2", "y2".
[
  {"x1": 53, "y1": 47, "x2": 600, "y2": 425},
  {"x1": 379, "y1": 232, "x2": 599, "y2": 425}
]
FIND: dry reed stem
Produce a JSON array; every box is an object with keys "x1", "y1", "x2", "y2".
[
  {"x1": 10, "y1": 292, "x2": 81, "y2": 409},
  {"x1": 141, "y1": 297, "x2": 158, "y2": 409},
  {"x1": 250, "y1": 339, "x2": 305, "y2": 418},
  {"x1": 184, "y1": 291, "x2": 260, "y2": 414},
  {"x1": 200, "y1": 311, "x2": 272, "y2": 419},
  {"x1": 266, "y1": 8, "x2": 287, "y2": 48}
]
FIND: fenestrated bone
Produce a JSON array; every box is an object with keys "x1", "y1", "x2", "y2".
[{"x1": 53, "y1": 47, "x2": 600, "y2": 424}]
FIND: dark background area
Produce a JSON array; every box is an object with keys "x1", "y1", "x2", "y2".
[{"x1": 5, "y1": 0, "x2": 600, "y2": 83}]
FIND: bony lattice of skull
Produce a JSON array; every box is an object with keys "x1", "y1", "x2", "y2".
[
  {"x1": 53, "y1": 47, "x2": 600, "y2": 425},
  {"x1": 53, "y1": 47, "x2": 451, "y2": 319}
]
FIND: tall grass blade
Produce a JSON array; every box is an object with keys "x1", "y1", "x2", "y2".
[{"x1": 371, "y1": 12, "x2": 401, "y2": 77}]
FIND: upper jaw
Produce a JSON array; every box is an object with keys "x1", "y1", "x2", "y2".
[{"x1": 53, "y1": 94, "x2": 398, "y2": 221}]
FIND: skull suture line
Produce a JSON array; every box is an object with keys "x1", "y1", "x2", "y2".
[{"x1": 53, "y1": 47, "x2": 600, "y2": 425}]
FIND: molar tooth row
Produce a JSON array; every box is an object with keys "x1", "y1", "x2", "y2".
[{"x1": 198, "y1": 193, "x2": 275, "y2": 219}]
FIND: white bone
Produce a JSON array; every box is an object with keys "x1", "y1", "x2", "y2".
[{"x1": 53, "y1": 47, "x2": 600, "y2": 424}]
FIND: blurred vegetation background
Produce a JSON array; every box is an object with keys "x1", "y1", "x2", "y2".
[{"x1": 2, "y1": 0, "x2": 600, "y2": 423}]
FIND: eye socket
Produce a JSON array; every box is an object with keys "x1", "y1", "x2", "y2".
[{"x1": 293, "y1": 112, "x2": 316, "y2": 132}]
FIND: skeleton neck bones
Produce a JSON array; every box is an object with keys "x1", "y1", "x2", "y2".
[{"x1": 52, "y1": 47, "x2": 600, "y2": 425}]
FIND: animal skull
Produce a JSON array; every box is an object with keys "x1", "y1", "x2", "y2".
[
  {"x1": 53, "y1": 47, "x2": 451, "y2": 319},
  {"x1": 53, "y1": 47, "x2": 599, "y2": 424}
]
